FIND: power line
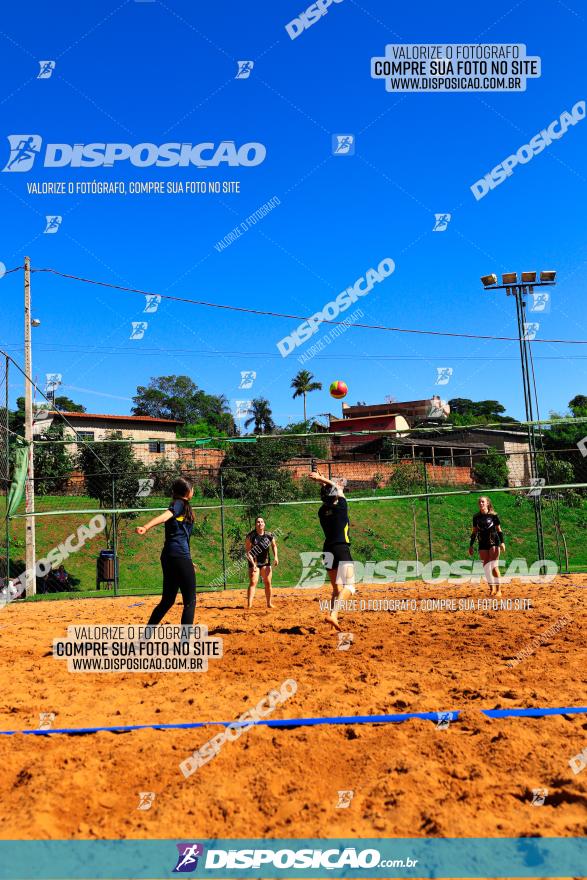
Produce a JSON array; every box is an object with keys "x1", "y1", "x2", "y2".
[{"x1": 29, "y1": 265, "x2": 587, "y2": 346}]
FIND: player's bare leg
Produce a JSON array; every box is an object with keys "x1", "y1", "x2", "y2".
[
  {"x1": 324, "y1": 562, "x2": 354, "y2": 632},
  {"x1": 261, "y1": 567, "x2": 274, "y2": 609},
  {"x1": 246, "y1": 566, "x2": 259, "y2": 608}
]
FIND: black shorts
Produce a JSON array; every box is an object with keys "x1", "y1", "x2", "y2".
[
  {"x1": 249, "y1": 561, "x2": 271, "y2": 570},
  {"x1": 478, "y1": 541, "x2": 500, "y2": 552},
  {"x1": 323, "y1": 543, "x2": 353, "y2": 567}
]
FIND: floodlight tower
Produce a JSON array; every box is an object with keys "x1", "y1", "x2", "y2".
[{"x1": 480, "y1": 271, "x2": 557, "y2": 562}]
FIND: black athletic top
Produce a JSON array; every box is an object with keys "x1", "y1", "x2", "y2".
[
  {"x1": 472, "y1": 512, "x2": 502, "y2": 548},
  {"x1": 319, "y1": 496, "x2": 350, "y2": 546},
  {"x1": 246, "y1": 530, "x2": 274, "y2": 566},
  {"x1": 163, "y1": 499, "x2": 193, "y2": 559}
]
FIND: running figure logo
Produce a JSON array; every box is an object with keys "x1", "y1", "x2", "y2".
[
  {"x1": 528, "y1": 477, "x2": 546, "y2": 498},
  {"x1": 531, "y1": 788, "x2": 548, "y2": 806},
  {"x1": 337, "y1": 632, "x2": 354, "y2": 651},
  {"x1": 332, "y1": 134, "x2": 355, "y2": 156},
  {"x1": 435, "y1": 367, "x2": 453, "y2": 385},
  {"x1": 144, "y1": 294, "x2": 161, "y2": 314},
  {"x1": 3, "y1": 135, "x2": 42, "y2": 172},
  {"x1": 239, "y1": 370, "x2": 256, "y2": 390},
  {"x1": 37, "y1": 60, "x2": 56, "y2": 79},
  {"x1": 436, "y1": 711, "x2": 452, "y2": 730},
  {"x1": 130, "y1": 322, "x2": 148, "y2": 340},
  {"x1": 235, "y1": 61, "x2": 254, "y2": 79},
  {"x1": 530, "y1": 292, "x2": 550, "y2": 313},
  {"x1": 336, "y1": 790, "x2": 354, "y2": 808},
  {"x1": 38, "y1": 712, "x2": 55, "y2": 730},
  {"x1": 44, "y1": 216, "x2": 62, "y2": 234},
  {"x1": 296, "y1": 551, "x2": 333, "y2": 588},
  {"x1": 137, "y1": 792, "x2": 156, "y2": 811},
  {"x1": 173, "y1": 843, "x2": 204, "y2": 873},
  {"x1": 137, "y1": 478, "x2": 155, "y2": 498},
  {"x1": 523, "y1": 322, "x2": 539, "y2": 341},
  {"x1": 433, "y1": 213, "x2": 451, "y2": 232}
]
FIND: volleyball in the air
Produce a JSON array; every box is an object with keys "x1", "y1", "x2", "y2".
[{"x1": 329, "y1": 380, "x2": 348, "y2": 400}]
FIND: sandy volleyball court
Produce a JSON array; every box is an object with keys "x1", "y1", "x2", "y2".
[{"x1": 0, "y1": 576, "x2": 586, "y2": 841}]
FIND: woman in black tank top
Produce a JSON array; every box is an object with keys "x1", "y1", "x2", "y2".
[
  {"x1": 468, "y1": 496, "x2": 506, "y2": 596},
  {"x1": 245, "y1": 516, "x2": 279, "y2": 609}
]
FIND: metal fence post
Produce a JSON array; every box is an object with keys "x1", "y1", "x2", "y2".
[
  {"x1": 219, "y1": 472, "x2": 227, "y2": 590},
  {"x1": 111, "y1": 478, "x2": 119, "y2": 595},
  {"x1": 423, "y1": 457, "x2": 433, "y2": 562}
]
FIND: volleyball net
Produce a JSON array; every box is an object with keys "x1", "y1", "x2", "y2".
[{"x1": 4, "y1": 422, "x2": 587, "y2": 598}]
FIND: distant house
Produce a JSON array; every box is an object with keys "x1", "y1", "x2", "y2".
[
  {"x1": 328, "y1": 397, "x2": 448, "y2": 456},
  {"x1": 34, "y1": 411, "x2": 182, "y2": 464}
]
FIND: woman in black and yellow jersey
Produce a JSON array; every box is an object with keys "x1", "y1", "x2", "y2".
[{"x1": 308, "y1": 471, "x2": 355, "y2": 632}]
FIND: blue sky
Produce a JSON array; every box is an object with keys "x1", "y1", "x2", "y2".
[{"x1": 0, "y1": 0, "x2": 586, "y2": 426}]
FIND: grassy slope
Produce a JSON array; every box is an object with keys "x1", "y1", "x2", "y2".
[{"x1": 9, "y1": 489, "x2": 587, "y2": 600}]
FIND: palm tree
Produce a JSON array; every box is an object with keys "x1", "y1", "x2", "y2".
[
  {"x1": 291, "y1": 370, "x2": 322, "y2": 424},
  {"x1": 244, "y1": 398, "x2": 275, "y2": 434}
]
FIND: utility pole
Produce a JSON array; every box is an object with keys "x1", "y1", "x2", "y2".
[
  {"x1": 481, "y1": 271, "x2": 555, "y2": 563},
  {"x1": 24, "y1": 256, "x2": 36, "y2": 596}
]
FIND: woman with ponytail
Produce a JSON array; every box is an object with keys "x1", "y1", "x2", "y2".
[{"x1": 136, "y1": 476, "x2": 196, "y2": 625}]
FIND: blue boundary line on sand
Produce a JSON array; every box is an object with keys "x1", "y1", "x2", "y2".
[{"x1": 0, "y1": 706, "x2": 585, "y2": 736}]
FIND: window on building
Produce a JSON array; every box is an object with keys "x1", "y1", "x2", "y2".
[
  {"x1": 76, "y1": 431, "x2": 95, "y2": 442},
  {"x1": 149, "y1": 439, "x2": 166, "y2": 454}
]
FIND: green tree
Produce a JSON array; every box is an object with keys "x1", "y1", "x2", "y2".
[
  {"x1": 291, "y1": 370, "x2": 322, "y2": 423},
  {"x1": 33, "y1": 422, "x2": 75, "y2": 496},
  {"x1": 473, "y1": 448, "x2": 509, "y2": 488},
  {"x1": 447, "y1": 398, "x2": 517, "y2": 426},
  {"x1": 244, "y1": 398, "x2": 275, "y2": 434},
  {"x1": 132, "y1": 375, "x2": 236, "y2": 434},
  {"x1": 221, "y1": 438, "x2": 298, "y2": 517},
  {"x1": 78, "y1": 431, "x2": 148, "y2": 543},
  {"x1": 53, "y1": 396, "x2": 86, "y2": 412}
]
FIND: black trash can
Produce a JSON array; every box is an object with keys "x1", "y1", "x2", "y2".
[{"x1": 96, "y1": 549, "x2": 118, "y2": 590}]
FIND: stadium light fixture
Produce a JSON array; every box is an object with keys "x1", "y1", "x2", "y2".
[
  {"x1": 502, "y1": 272, "x2": 518, "y2": 285},
  {"x1": 540, "y1": 270, "x2": 556, "y2": 283},
  {"x1": 521, "y1": 271, "x2": 537, "y2": 284},
  {"x1": 481, "y1": 274, "x2": 498, "y2": 287}
]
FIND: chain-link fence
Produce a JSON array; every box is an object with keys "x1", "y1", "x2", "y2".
[
  {"x1": 4, "y1": 426, "x2": 587, "y2": 599},
  {"x1": 0, "y1": 355, "x2": 9, "y2": 584}
]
